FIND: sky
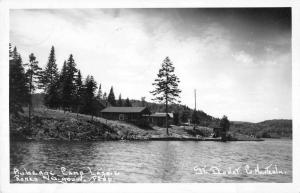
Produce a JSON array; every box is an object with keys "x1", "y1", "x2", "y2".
[{"x1": 9, "y1": 8, "x2": 291, "y2": 122}]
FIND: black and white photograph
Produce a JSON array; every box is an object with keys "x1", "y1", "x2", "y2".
[{"x1": 1, "y1": 1, "x2": 300, "y2": 192}]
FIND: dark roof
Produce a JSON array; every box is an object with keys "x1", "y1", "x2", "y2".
[
  {"x1": 101, "y1": 107, "x2": 149, "y2": 113},
  {"x1": 149, "y1": 113, "x2": 174, "y2": 118}
]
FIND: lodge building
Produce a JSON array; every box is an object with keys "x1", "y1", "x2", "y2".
[
  {"x1": 100, "y1": 107, "x2": 175, "y2": 127},
  {"x1": 100, "y1": 107, "x2": 151, "y2": 121}
]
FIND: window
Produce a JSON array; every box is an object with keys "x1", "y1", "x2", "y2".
[{"x1": 119, "y1": 114, "x2": 125, "y2": 121}]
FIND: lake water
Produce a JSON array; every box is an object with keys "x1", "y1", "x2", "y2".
[{"x1": 10, "y1": 139, "x2": 292, "y2": 183}]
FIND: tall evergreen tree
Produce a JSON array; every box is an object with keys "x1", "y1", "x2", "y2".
[
  {"x1": 67, "y1": 54, "x2": 78, "y2": 110},
  {"x1": 117, "y1": 94, "x2": 123, "y2": 107},
  {"x1": 40, "y1": 46, "x2": 59, "y2": 89},
  {"x1": 74, "y1": 70, "x2": 84, "y2": 117},
  {"x1": 95, "y1": 83, "x2": 105, "y2": 115},
  {"x1": 124, "y1": 97, "x2": 132, "y2": 107},
  {"x1": 42, "y1": 46, "x2": 60, "y2": 108},
  {"x1": 59, "y1": 61, "x2": 68, "y2": 110},
  {"x1": 66, "y1": 54, "x2": 77, "y2": 78},
  {"x1": 82, "y1": 75, "x2": 98, "y2": 120},
  {"x1": 103, "y1": 92, "x2": 107, "y2": 100},
  {"x1": 150, "y1": 56, "x2": 181, "y2": 135},
  {"x1": 96, "y1": 83, "x2": 102, "y2": 100},
  {"x1": 9, "y1": 46, "x2": 29, "y2": 117},
  {"x1": 107, "y1": 86, "x2": 116, "y2": 106},
  {"x1": 9, "y1": 43, "x2": 13, "y2": 59},
  {"x1": 102, "y1": 92, "x2": 108, "y2": 107},
  {"x1": 11, "y1": 46, "x2": 19, "y2": 59},
  {"x1": 24, "y1": 53, "x2": 42, "y2": 129},
  {"x1": 60, "y1": 55, "x2": 77, "y2": 111},
  {"x1": 45, "y1": 77, "x2": 60, "y2": 109}
]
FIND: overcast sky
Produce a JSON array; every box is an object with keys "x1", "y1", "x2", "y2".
[{"x1": 10, "y1": 8, "x2": 291, "y2": 122}]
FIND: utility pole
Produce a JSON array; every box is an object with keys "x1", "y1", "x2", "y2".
[
  {"x1": 194, "y1": 89, "x2": 197, "y2": 111},
  {"x1": 193, "y1": 89, "x2": 197, "y2": 130}
]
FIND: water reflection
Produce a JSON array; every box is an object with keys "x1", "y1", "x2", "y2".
[
  {"x1": 10, "y1": 139, "x2": 292, "y2": 183},
  {"x1": 155, "y1": 142, "x2": 178, "y2": 182}
]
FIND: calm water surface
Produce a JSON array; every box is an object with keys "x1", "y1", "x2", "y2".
[{"x1": 10, "y1": 139, "x2": 292, "y2": 183}]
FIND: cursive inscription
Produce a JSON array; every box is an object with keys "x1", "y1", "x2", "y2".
[
  {"x1": 194, "y1": 164, "x2": 287, "y2": 175},
  {"x1": 12, "y1": 167, "x2": 120, "y2": 183}
]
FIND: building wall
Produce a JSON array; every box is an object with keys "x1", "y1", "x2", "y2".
[
  {"x1": 150, "y1": 117, "x2": 173, "y2": 127},
  {"x1": 102, "y1": 112, "x2": 143, "y2": 121}
]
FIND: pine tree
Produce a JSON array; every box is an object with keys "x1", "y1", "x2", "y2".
[
  {"x1": 66, "y1": 54, "x2": 77, "y2": 78},
  {"x1": 66, "y1": 54, "x2": 77, "y2": 110},
  {"x1": 24, "y1": 53, "x2": 42, "y2": 129},
  {"x1": 103, "y1": 92, "x2": 107, "y2": 100},
  {"x1": 9, "y1": 43, "x2": 13, "y2": 59},
  {"x1": 107, "y1": 86, "x2": 116, "y2": 106},
  {"x1": 124, "y1": 97, "x2": 132, "y2": 107},
  {"x1": 40, "y1": 46, "x2": 59, "y2": 89},
  {"x1": 150, "y1": 56, "x2": 181, "y2": 135},
  {"x1": 60, "y1": 55, "x2": 77, "y2": 111},
  {"x1": 96, "y1": 83, "x2": 102, "y2": 100},
  {"x1": 220, "y1": 115, "x2": 230, "y2": 141},
  {"x1": 74, "y1": 70, "x2": 84, "y2": 117},
  {"x1": 11, "y1": 46, "x2": 19, "y2": 59},
  {"x1": 117, "y1": 94, "x2": 123, "y2": 107},
  {"x1": 95, "y1": 83, "x2": 105, "y2": 115},
  {"x1": 59, "y1": 61, "x2": 68, "y2": 111},
  {"x1": 9, "y1": 46, "x2": 30, "y2": 117},
  {"x1": 82, "y1": 75, "x2": 98, "y2": 120},
  {"x1": 44, "y1": 77, "x2": 60, "y2": 109},
  {"x1": 42, "y1": 46, "x2": 60, "y2": 108},
  {"x1": 102, "y1": 92, "x2": 108, "y2": 107}
]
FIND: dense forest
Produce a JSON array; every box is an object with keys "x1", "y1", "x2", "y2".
[{"x1": 10, "y1": 44, "x2": 130, "y2": 119}]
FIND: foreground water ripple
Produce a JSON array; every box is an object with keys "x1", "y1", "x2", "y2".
[{"x1": 10, "y1": 139, "x2": 292, "y2": 183}]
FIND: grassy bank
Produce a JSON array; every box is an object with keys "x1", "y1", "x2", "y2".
[{"x1": 11, "y1": 108, "x2": 153, "y2": 141}]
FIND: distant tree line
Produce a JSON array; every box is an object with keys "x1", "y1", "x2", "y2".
[
  {"x1": 129, "y1": 98, "x2": 218, "y2": 127},
  {"x1": 230, "y1": 119, "x2": 292, "y2": 138},
  {"x1": 9, "y1": 44, "x2": 133, "y2": 121}
]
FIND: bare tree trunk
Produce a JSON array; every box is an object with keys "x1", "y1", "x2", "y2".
[
  {"x1": 28, "y1": 103, "x2": 31, "y2": 129},
  {"x1": 28, "y1": 75, "x2": 33, "y2": 130},
  {"x1": 166, "y1": 98, "x2": 169, "y2": 136},
  {"x1": 76, "y1": 106, "x2": 79, "y2": 119}
]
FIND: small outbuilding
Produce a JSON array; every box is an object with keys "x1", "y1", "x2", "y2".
[
  {"x1": 100, "y1": 107, "x2": 151, "y2": 121},
  {"x1": 148, "y1": 112, "x2": 174, "y2": 127}
]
